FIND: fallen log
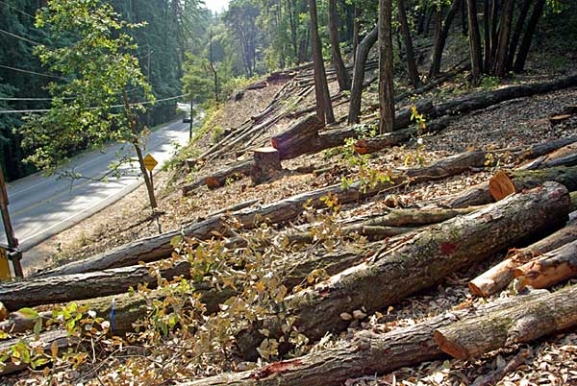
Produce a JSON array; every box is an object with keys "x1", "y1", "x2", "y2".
[
  {"x1": 522, "y1": 140, "x2": 577, "y2": 170},
  {"x1": 434, "y1": 285, "x2": 577, "y2": 360},
  {"x1": 439, "y1": 165, "x2": 577, "y2": 209},
  {"x1": 433, "y1": 73, "x2": 577, "y2": 118},
  {"x1": 270, "y1": 114, "x2": 324, "y2": 160},
  {"x1": 513, "y1": 239, "x2": 577, "y2": 289},
  {"x1": 182, "y1": 160, "x2": 253, "y2": 194},
  {"x1": 179, "y1": 289, "x2": 563, "y2": 386},
  {"x1": 234, "y1": 182, "x2": 571, "y2": 358},
  {"x1": 469, "y1": 215, "x2": 577, "y2": 297},
  {"x1": 0, "y1": 260, "x2": 193, "y2": 310}
]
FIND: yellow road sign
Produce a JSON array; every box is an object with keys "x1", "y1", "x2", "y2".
[
  {"x1": 0, "y1": 247, "x2": 11, "y2": 281},
  {"x1": 143, "y1": 154, "x2": 158, "y2": 172}
]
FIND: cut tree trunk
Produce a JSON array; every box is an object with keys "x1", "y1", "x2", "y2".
[
  {"x1": 469, "y1": 215, "x2": 577, "y2": 297},
  {"x1": 234, "y1": 182, "x2": 571, "y2": 358},
  {"x1": 270, "y1": 114, "x2": 324, "y2": 160},
  {"x1": 522, "y1": 140, "x2": 577, "y2": 170},
  {"x1": 251, "y1": 147, "x2": 282, "y2": 185},
  {"x1": 179, "y1": 289, "x2": 568, "y2": 386},
  {"x1": 513, "y1": 239, "x2": 577, "y2": 289},
  {"x1": 435, "y1": 284, "x2": 577, "y2": 360},
  {"x1": 438, "y1": 165, "x2": 577, "y2": 209},
  {"x1": 183, "y1": 160, "x2": 254, "y2": 194}
]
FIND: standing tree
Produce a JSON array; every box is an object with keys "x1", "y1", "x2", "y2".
[
  {"x1": 21, "y1": 0, "x2": 158, "y2": 210},
  {"x1": 328, "y1": 0, "x2": 351, "y2": 91},
  {"x1": 378, "y1": 0, "x2": 395, "y2": 133},
  {"x1": 224, "y1": 0, "x2": 260, "y2": 77},
  {"x1": 397, "y1": 0, "x2": 421, "y2": 88},
  {"x1": 309, "y1": 0, "x2": 334, "y2": 124}
]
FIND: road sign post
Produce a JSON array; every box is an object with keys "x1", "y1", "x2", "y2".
[
  {"x1": 0, "y1": 168, "x2": 23, "y2": 278},
  {"x1": 143, "y1": 154, "x2": 158, "y2": 204}
]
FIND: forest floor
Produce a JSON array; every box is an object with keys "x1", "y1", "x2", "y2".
[{"x1": 12, "y1": 46, "x2": 577, "y2": 385}]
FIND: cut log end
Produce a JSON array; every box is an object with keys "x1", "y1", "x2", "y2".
[
  {"x1": 549, "y1": 114, "x2": 572, "y2": 125},
  {"x1": 433, "y1": 330, "x2": 469, "y2": 360},
  {"x1": 489, "y1": 170, "x2": 517, "y2": 201}
]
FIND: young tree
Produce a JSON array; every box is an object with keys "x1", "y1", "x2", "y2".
[
  {"x1": 309, "y1": 0, "x2": 334, "y2": 124},
  {"x1": 378, "y1": 0, "x2": 395, "y2": 133},
  {"x1": 397, "y1": 0, "x2": 421, "y2": 88},
  {"x1": 328, "y1": 0, "x2": 351, "y2": 91},
  {"x1": 22, "y1": 0, "x2": 158, "y2": 210}
]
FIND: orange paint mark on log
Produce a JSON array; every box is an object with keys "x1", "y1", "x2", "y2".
[{"x1": 250, "y1": 359, "x2": 303, "y2": 379}]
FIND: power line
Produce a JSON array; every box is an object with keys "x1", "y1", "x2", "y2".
[
  {"x1": 0, "y1": 93, "x2": 188, "y2": 114},
  {"x1": 0, "y1": 64, "x2": 65, "y2": 79},
  {"x1": 0, "y1": 0, "x2": 37, "y2": 19},
  {"x1": 0, "y1": 27, "x2": 42, "y2": 46}
]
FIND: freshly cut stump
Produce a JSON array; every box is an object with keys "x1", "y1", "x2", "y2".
[{"x1": 251, "y1": 147, "x2": 282, "y2": 184}]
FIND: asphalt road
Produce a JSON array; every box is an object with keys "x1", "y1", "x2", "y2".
[{"x1": 2, "y1": 119, "x2": 191, "y2": 251}]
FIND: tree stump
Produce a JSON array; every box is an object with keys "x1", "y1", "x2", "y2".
[{"x1": 251, "y1": 147, "x2": 282, "y2": 185}]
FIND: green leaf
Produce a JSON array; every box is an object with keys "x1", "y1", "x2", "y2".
[{"x1": 18, "y1": 308, "x2": 39, "y2": 319}]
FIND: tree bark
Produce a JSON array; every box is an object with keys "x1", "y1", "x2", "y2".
[
  {"x1": 270, "y1": 114, "x2": 324, "y2": 160},
  {"x1": 466, "y1": 0, "x2": 484, "y2": 80},
  {"x1": 397, "y1": 0, "x2": 421, "y2": 88},
  {"x1": 348, "y1": 25, "x2": 378, "y2": 124},
  {"x1": 506, "y1": 0, "x2": 532, "y2": 71},
  {"x1": 251, "y1": 147, "x2": 282, "y2": 185},
  {"x1": 513, "y1": 0, "x2": 545, "y2": 73},
  {"x1": 469, "y1": 216, "x2": 577, "y2": 297},
  {"x1": 514, "y1": 240, "x2": 577, "y2": 289},
  {"x1": 309, "y1": 0, "x2": 334, "y2": 124},
  {"x1": 378, "y1": 0, "x2": 395, "y2": 133},
  {"x1": 328, "y1": 0, "x2": 350, "y2": 91},
  {"x1": 434, "y1": 284, "x2": 577, "y2": 360},
  {"x1": 493, "y1": 0, "x2": 515, "y2": 77},
  {"x1": 429, "y1": 0, "x2": 460, "y2": 79}
]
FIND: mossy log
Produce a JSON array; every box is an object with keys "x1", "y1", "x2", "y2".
[
  {"x1": 434, "y1": 285, "x2": 577, "y2": 360},
  {"x1": 234, "y1": 183, "x2": 571, "y2": 359},
  {"x1": 513, "y1": 239, "x2": 577, "y2": 289},
  {"x1": 469, "y1": 216, "x2": 577, "y2": 297}
]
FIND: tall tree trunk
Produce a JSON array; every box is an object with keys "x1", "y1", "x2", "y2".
[
  {"x1": 309, "y1": 0, "x2": 334, "y2": 124},
  {"x1": 328, "y1": 0, "x2": 351, "y2": 91},
  {"x1": 348, "y1": 24, "x2": 378, "y2": 124},
  {"x1": 483, "y1": 0, "x2": 492, "y2": 71},
  {"x1": 429, "y1": 0, "x2": 461, "y2": 79},
  {"x1": 490, "y1": 0, "x2": 500, "y2": 62},
  {"x1": 352, "y1": 5, "x2": 360, "y2": 59},
  {"x1": 378, "y1": 0, "x2": 395, "y2": 133},
  {"x1": 466, "y1": 0, "x2": 484, "y2": 81},
  {"x1": 493, "y1": 0, "x2": 515, "y2": 77},
  {"x1": 506, "y1": 0, "x2": 532, "y2": 71},
  {"x1": 398, "y1": 0, "x2": 421, "y2": 88},
  {"x1": 513, "y1": 0, "x2": 545, "y2": 73}
]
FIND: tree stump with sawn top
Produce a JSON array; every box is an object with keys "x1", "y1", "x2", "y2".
[{"x1": 251, "y1": 147, "x2": 282, "y2": 185}]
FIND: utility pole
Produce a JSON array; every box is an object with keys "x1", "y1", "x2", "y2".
[
  {"x1": 189, "y1": 98, "x2": 194, "y2": 140},
  {"x1": 0, "y1": 168, "x2": 23, "y2": 278}
]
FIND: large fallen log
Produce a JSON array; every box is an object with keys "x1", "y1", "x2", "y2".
[
  {"x1": 179, "y1": 288, "x2": 571, "y2": 386},
  {"x1": 234, "y1": 182, "x2": 571, "y2": 358},
  {"x1": 513, "y1": 239, "x2": 577, "y2": 289},
  {"x1": 469, "y1": 215, "x2": 577, "y2": 297},
  {"x1": 270, "y1": 114, "x2": 324, "y2": 160},
  {"x1": 438, "y1": 165, "x2": 577, "y2": 208},
  {"x1": 434, "y1": 285, "x2": 577, "y2": 360}
]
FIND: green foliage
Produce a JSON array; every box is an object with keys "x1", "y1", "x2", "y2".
[{"x1": 21, "y1": 0, "x2": 154, "y2": 170}]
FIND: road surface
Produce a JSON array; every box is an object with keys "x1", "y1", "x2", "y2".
[{"x1": 2, "y1": 119, "x2": 191, "y2": 251}]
